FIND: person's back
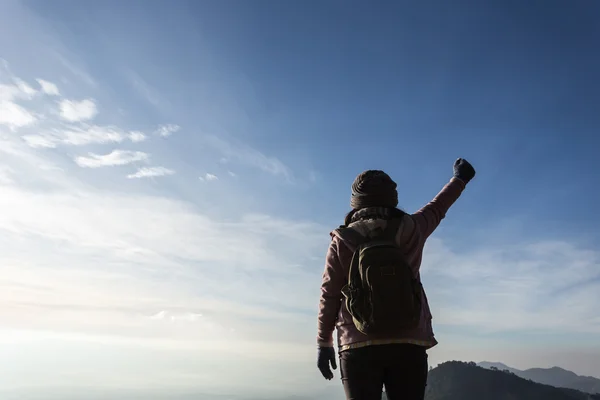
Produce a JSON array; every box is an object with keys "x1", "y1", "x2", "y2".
[{"x1": 316, "y1": 158, "x2": 476, "y2": 400}]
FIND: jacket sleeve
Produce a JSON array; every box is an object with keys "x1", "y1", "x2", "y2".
[
  {"x1": 411, "y1": 177, "x2": 466, "y2": 239},
  {"x1": 316, "y1": 237, "x2": 345, "y2": 347}
]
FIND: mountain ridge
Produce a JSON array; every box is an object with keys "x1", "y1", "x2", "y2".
[
  {"x1": 477, "y1": 361, "x2": 600, "y2": 394},
  {"x1": 422, "y1": 361, "x2": 600, "y2": 400}
]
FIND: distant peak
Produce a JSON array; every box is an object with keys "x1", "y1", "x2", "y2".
[{"x1": 478, "y1": 361, "x2": 511, "y2": 369}]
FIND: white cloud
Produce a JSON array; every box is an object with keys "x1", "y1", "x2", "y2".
[
  {"x1": 0, "y1": 100, "x2": 36, "y2": 129},
  {"x1": 148, "y1": 310, "x2": 167, "y2": 320},
  {"x1": 13, "y1": 78, "x2": 37, "y2": 98},
  {"x1": 23, "y1": 124, "x2": 145, "y2": 148},
  {"x1": 228, "y1": 171, "x2": 236, "y2": 177},
  {"x1": 0, "y1": 83, "x2": 21, "y2": 101},
  {"x1": 0, "y1": 65, "x2": 40, "y2": 102},
  {"x1": 127, "y1": 166, "x2": 175, "y2": 179},
  {"x1": 36, "y1": 79, "x2": 60, "y2": 96},
  {"x1": 0, "y1": 133, "x2": 68, "y2": 188},
  {"x1": 74, "y1": 150, "x2": 149, "y2": 168},
  {"x1": 59, "y1": 98, "x2": 98, "y2": 122},
  {"x1": 155, "y1": 124, "x2": 180, "y2": 138},
  {"x1": 199, "y1": 173, "x2": 218, "y2": 182},
  {"x1": 0, "y1": 75, "x2": 38, "y2": 130},
  {"x1": 128, "y1": 131, "x2": 146, "y2": 143},
  {"x1": 148, "y1": 310, "x2": 204, "y2": 322},
  {"x1": 171, "y1": 312, "x2": 203, "y2": 322}
]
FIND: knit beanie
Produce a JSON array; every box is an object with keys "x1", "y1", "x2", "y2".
[{"x1": 350, "y1": 170, "x2": 398, "y2": 210}]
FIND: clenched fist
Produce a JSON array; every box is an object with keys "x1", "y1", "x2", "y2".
[{"x1": 453, "y1": 158, "x2": 476, "y2": 184}]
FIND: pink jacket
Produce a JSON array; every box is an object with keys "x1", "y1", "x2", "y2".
[{"x1": 317, "y1": 177, "x2": 466, "y2": 351}]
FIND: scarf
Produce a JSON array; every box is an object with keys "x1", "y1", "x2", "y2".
[{"x1": 350, "y1": 206, "x2": 404, "y2": 224}]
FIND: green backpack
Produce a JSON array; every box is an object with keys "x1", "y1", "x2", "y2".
[{"x1": 335, "y1": 218, "x2": 422, "y2": 335}]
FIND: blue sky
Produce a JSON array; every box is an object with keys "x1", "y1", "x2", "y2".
[{"x1": 1, "y1": 0, "x2": 599, "y2": 399}]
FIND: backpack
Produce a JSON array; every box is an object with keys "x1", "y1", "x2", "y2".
[{"x1": 334, "y1": 218, "x2": 422, "y2": 335}]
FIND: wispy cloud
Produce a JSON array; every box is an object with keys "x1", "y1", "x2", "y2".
[
  {"x1": 421, "y1": 238, "x2": 600, "y2": 335},
  {"x1": 59, "y1": 98, "x2": 98, "y2": 122},
  {"x1": 0, "y1": 70, "x2": 39, "y2": 130},
  {"x1": 0, "y1": 100, "x2": 37, "y2": 130},
  {"x1": 127, "y1": 166, "x2": 175, "y2": 179},
  {"x1": 0, "y1": 84, "x2": 20, "y2": 101},
  {"x1": 199, "y1": 173, "x2": 218, "y2": 182},
  {"x1": 13, "y1": 78, "x2": 37, "y2": 98},
  {"x1": 50, "y1": 49, "x2": 97, "y2": 87},
  {"x1": 204, "y1": 135, "x2": 292, "y2": 181},
  {"x1": 128, "y1": 131, "x2": 147, "y2": 143},
  {"x1": 36, "y1": 79, "x2": 60, "y2": 96},
  {"x1": 148, "y1": 310, "x2": 204, "y2": 322},
  {"x1": 24, "y1": 124, "x2": 147, "y2": 148},
  {"x1": 74, "y1": 150, "x2": 149, "y2": 168},
  {"x1": 126, "y1": 69, "x2": 161, "y2": 108},
  {"x1": 155, "y1": 124, "x2": 180, "y2": 138}
]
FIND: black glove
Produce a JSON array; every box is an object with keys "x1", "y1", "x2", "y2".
[
  {"x1": 453, "y1": 158, "x2": 476, "y2": 184},
  {"x1": 317, "y1": 346, "x2": 337, "y2": 380}
]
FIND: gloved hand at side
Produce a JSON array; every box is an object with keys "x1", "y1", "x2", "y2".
[{"x1": 317, "y1": 346, "x2": 337, "y2": 380}]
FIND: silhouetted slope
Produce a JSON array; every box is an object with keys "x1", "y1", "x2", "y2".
[
  {"x1": 425, "y1": 361, "x2": 600, "y2": 400},
  {"x1": 524, "y1": 368, "x2": 600, "y2": 394},
  {"x1": 478, "y1": 362, "x2": 600, "y2": 394}
]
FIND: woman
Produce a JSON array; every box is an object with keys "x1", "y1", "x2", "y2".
[{"x1": 316, "y1": 158, "x2": 476, "y2": 400}]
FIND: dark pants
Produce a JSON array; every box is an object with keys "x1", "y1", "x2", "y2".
[{"x1": 339, "y1": 343, "x2": 428, "y2": 400}]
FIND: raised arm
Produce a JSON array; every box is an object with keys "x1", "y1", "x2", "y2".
[{"x1": 412, "y1": 158, "x2": 475, "y2": 239}]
